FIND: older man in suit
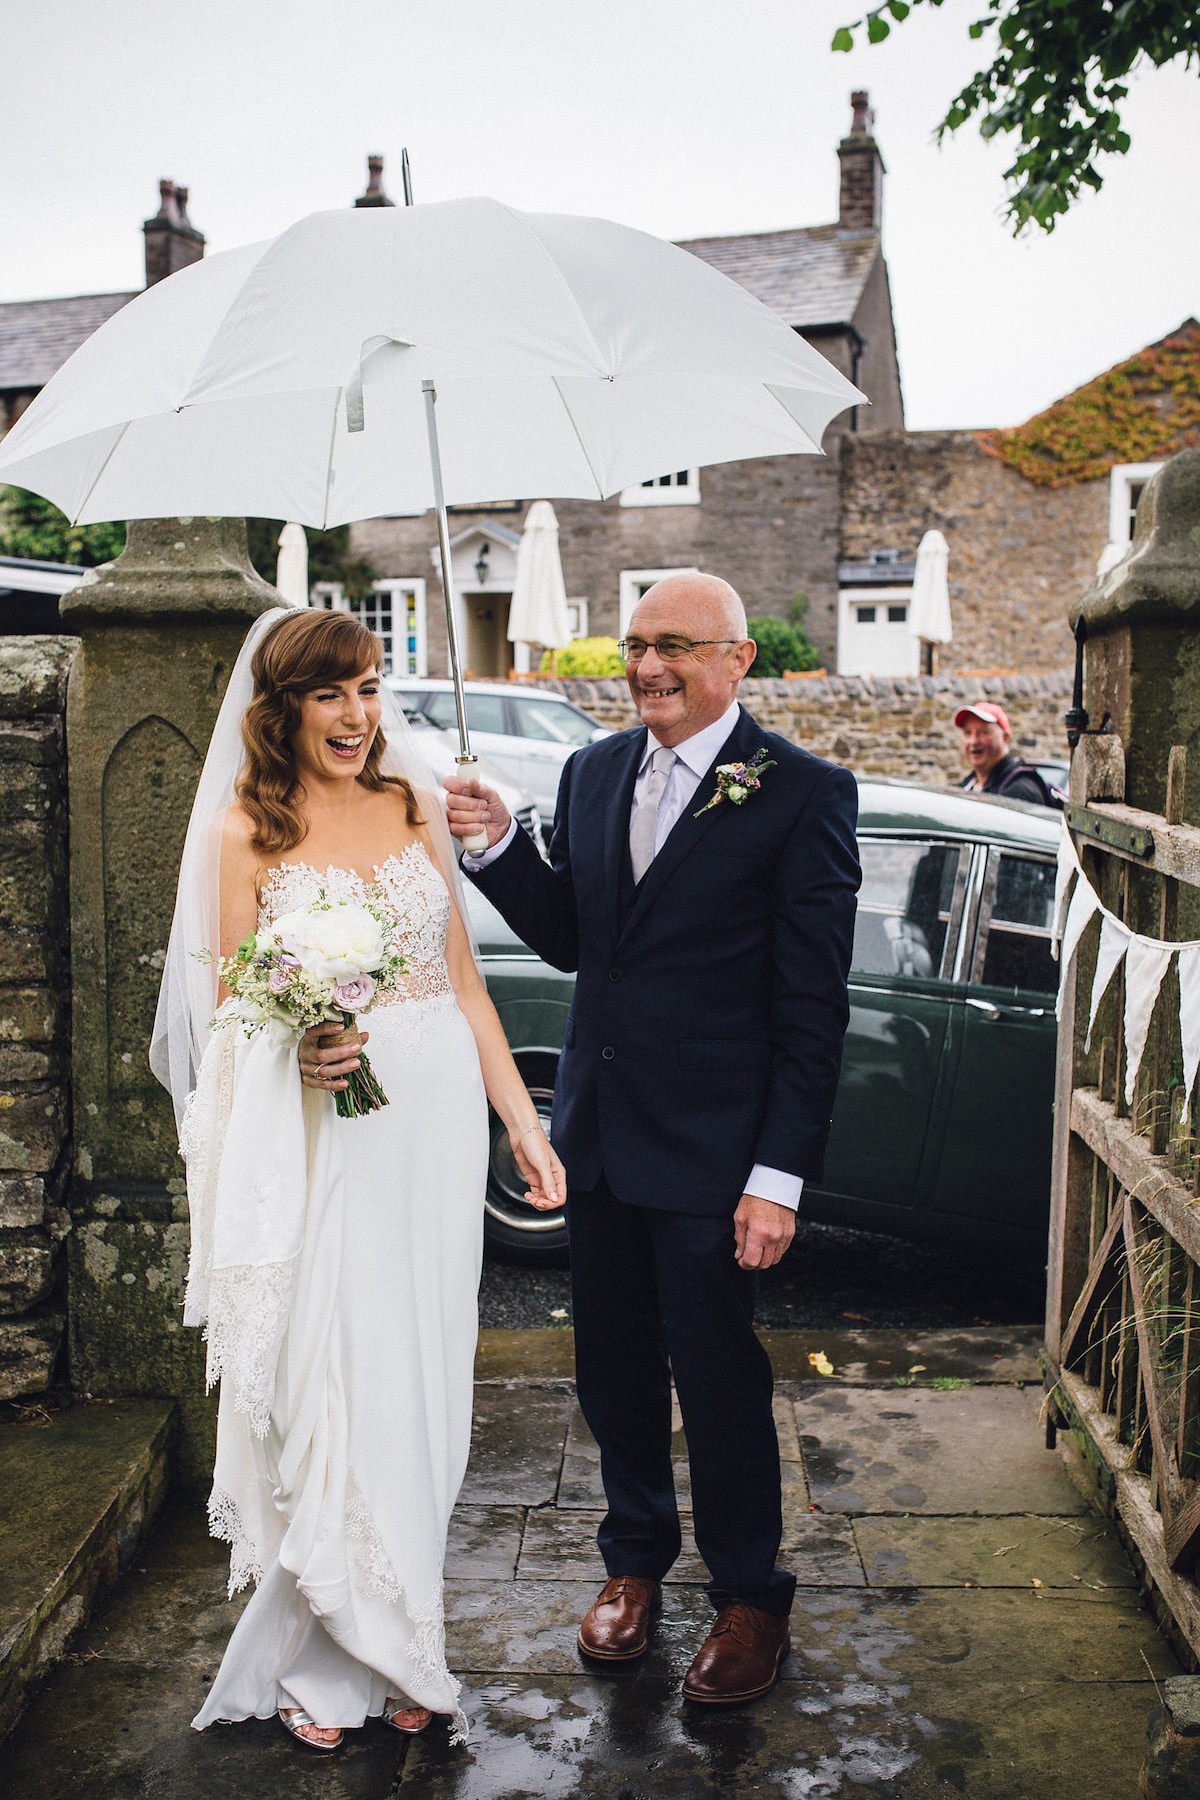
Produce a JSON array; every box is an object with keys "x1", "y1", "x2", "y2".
[{"x1": 445, "y1": 573, "x2": 859, "y2": 1705}]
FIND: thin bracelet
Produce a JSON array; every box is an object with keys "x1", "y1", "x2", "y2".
[{"x1": 514, "y1": 1124, "x2": 541, "y2": 1150}]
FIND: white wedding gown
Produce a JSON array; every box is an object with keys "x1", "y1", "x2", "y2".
[{"x1": 192, "y1": 843, "x2": 486, "y2": 1742}]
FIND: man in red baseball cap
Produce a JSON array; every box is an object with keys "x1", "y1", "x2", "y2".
[{"x1": 954, "y1": 703, "x2": 1051, "y2": 805}]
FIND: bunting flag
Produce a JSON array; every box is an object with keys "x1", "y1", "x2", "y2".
[
  {"x1": 1056, "y1": 820, "x2": 1200, "y2": 1120},
  {"x1": 1086, "y1": 913, "x2": 1132, "y2": 1053},
  {"x1": 1122, "y1": 939, "x2": 1174, "y2": 1108},
  {"x1": 1179, "y1": 948, "x2": 1200, "y2": 1126}
]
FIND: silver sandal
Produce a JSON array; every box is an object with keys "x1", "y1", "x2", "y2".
[
  {"x1": 383, "y1": 1696, "x2": 433, "y2": 1735},
  {"x1": 278, "y1": 1706, "x2": 343, "y2": 1753}
]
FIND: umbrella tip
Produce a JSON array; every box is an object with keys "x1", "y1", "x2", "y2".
[{"x1": 354, "y1": 155, "x2": 395, "y2": 209}]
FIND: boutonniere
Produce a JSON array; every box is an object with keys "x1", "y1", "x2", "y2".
[{"x1": 694, "y1": 748, "x2": 776, "y2": 816}]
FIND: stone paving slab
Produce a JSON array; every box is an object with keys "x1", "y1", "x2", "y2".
[
  {"x1": 853, "y1": 1513, "x2": 1138, "y2": 1590},
  {"x1": 396, "y1": 1668, "x2": 1165, "y2": 1799},
  {"x1": 446, "y1": 1506, "x2": 526, "y2": 1582},
  {"x1": 799, "y1": 1384, "x2": 1089, "y2": 1515},
  {"x1": 457, "y1": 1389, "x2": 572, "y2": 1507}
]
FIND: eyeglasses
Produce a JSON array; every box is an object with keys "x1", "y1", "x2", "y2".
[{"x1": 618, "y1": 635, "x2": 740, "y2": 663}]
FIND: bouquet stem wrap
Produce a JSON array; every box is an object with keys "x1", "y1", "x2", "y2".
[{"x1": 328, "y1": 1014, "x2": 389, "y2": 1119}]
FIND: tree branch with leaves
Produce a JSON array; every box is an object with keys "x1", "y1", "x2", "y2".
[{"x1": 833, "y1": 0, "x2": 1199, "y2": 233}]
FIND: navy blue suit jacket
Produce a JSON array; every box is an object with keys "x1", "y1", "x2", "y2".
[{"x1": 469, "y1": 705, "x2": 860, "y2": 1216}]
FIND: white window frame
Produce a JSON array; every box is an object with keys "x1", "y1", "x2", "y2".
[
  {"x1": 836, "y1": 584, "x2": 919, "y2": 678},
  {"x1": 310, "y1": 578, "x2": 427, "y2": 677},
  {"x1": 566, "y1": 598, "x2": 589, "y2": 639},
  {"x1": 618, "y1": 567, "x2": 700, "y2": 639},
  {"x1": 1109, "y1": 463, "x2": 1163, "y2": 544},
  {"x1": 619, "y1": 469, "x2": 701, "y2": 507}
]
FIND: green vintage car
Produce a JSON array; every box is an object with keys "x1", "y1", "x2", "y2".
[{"x1": 465, "y1": 779, "x2": 1061, "y2": 1261}]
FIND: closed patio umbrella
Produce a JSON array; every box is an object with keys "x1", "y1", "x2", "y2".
[
  {"x1": 274, "y1": 521, "x2": 309, "y2": 607},
  {"x1": 508, "y1": 500, "x2": 572, "y2": 667},
  {"x1": 909, "y1": 529, "x2": 952, "y2": 672}
]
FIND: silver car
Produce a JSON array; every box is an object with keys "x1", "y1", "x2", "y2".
[{"x1": 388, "y1": 679, "x2": 610, "y2": 825}]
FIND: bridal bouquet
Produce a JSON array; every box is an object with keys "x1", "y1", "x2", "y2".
[{"x1": 212, "y1": 896, "x2": 405, "y2": 1118}]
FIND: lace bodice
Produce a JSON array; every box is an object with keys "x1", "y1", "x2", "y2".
[{"x1": 258, "y1": 842, "x2": 454, "y2": 1006}]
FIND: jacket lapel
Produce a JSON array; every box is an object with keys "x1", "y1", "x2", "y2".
[{"x1": 618, "y1": 708, "x2": 766, "y2": 941}]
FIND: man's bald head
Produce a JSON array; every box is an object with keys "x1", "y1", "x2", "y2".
[
  {"x1": 624, "y1": 572, "x2": 756, "y2": 749},
  {"x1": 631, "y1": 572, "x2": 747, "y2": 642}
]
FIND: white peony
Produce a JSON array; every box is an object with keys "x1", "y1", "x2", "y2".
[{"x1": 274, "y1": 902, "x2": 386, "y2": 981}]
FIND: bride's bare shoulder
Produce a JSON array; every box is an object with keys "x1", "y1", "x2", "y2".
[{"x1": 219, "y1": 801, "x2": 257, "y2": 849}]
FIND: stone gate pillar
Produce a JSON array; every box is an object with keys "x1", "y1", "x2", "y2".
[
  {"x1": 1073, "y1": 448, "x2": 1200, "y2": 824},
  {"x1": 62, "y1": 518, "x2": 275, "y2": 1488}
]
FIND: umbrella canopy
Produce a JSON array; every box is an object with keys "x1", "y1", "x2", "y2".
[
  {"x1": 0, "y1": 198, "x2": 864, "y2": 528},
  {"x1": 274, "y1": 521, "x2": 309, "y2": 607},
  {"x1": 909, "y1": 529, "x2": 953, "y2": 645},
  {"x1": 508, "y1": 500, "x2": 571, "y2": 651}
]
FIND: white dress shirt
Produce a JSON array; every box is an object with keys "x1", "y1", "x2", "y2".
[{"x1": 464, "y1": 701, "x2": 802, "y2": 1212}]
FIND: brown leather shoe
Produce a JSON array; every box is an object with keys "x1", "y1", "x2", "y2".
[
  {"x1": 577, "y1": 1576, "x2": 662, "y2": 1661},
  {"x1": 682, "y1": 1601, "x2": 790, "y2": 1703}
]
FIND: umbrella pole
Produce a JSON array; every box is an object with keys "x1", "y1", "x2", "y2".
[{"x1": 422, "y1": 378, "x2": 489, "y2": 854}]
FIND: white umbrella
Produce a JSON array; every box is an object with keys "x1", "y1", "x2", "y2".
[
  {"x1": 0, "y1": 199, "x2": 862, "y2": 525},
  {"x1": 909, "y1": 529, "x2": 953, "y2": 646},
  {"x1": 508, "y1": 500, "x2": 571, "y2": 657},
  {"x1": 0, "y1": 198, "x2": 863, "y2": 842},
  {"x1": 274, "y1": 521, "x2": 309, "y2": 607}
]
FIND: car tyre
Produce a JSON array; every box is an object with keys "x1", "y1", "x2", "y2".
[{"x1": 484, "y1": 1054, "x2": 569, "y2": 1263}]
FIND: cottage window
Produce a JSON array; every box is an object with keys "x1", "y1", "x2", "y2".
[
  {"x1": 619, "y1": 469, "x2": 701, "y2": 507},
  {"x1": 1108, "y1": 463, "x2": 1164, "y2": 544}
]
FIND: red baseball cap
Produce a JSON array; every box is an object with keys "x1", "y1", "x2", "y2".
[{"x1": 954, "y1": 702, "x2": 1011, "y2": 735}]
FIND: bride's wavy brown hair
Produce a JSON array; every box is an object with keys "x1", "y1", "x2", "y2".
[{"x1": 238, "y1": 609, "x2": 422, "y2": 853}]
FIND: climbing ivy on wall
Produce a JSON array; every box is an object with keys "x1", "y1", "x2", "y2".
[{"x1": 977, "y1": 322, "x2": 1200, "y2": 487}]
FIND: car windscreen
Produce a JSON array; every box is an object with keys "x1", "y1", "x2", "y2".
[{"x1": 512, "y1": 697, "x2": 598, "y2": 746}]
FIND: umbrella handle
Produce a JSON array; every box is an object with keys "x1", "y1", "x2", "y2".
[{"x1": 454, "y1": 752, "x2": 491, "y2": 857}]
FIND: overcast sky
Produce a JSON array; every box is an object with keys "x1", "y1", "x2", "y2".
[{"x1": 3, "y1": 0, "x2": 1197, "y2": 431}]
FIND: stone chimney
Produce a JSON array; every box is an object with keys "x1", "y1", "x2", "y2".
[
  {"x1": 142, "y1": 179, "x2": 205, "y2": 287},
  {"x1": 354, "y1": 154, "x2": 395, "y2": 208},
  {"x1": 838, "y1": 91, "x2": 885, "y2": 233}
]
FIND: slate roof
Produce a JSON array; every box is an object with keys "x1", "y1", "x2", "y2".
[
  {"x1": 679, "y1": 224, "x2": 878, "y2": 330},
  {"x1": 0, "y1": 292, "x2": 136, "y2": 389}
]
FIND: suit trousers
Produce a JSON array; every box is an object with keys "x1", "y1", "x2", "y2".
[{"x1": 567, "y1": 1175, "x2": 796, "y2": 1618}]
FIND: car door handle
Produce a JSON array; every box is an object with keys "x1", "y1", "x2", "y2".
[{"x1": 966, "y1": 998, "x2": 1048, "y2": 1022}]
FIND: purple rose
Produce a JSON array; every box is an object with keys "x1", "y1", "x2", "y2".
[
  {"x1": 267, "y1": 965, "x2": 296, "y2": 995},
  {"x1": 332, "y1": 973, "x2": 376, "y2": 1012}
]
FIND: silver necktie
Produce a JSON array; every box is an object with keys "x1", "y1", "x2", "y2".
[{"x1": 629, "y1": 746, "x2": 675, "y2": 884}]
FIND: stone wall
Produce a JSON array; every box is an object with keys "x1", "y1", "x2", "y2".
[
  {"x1": 543, "y1": 669, "x2": 1073, "y2": 784},
  {"x1": 841, "y1": 431, "x2": 1108, "y2": 674},
  {"x1": 0, "y1": 637, "x2": 74, "y2": 1399}
]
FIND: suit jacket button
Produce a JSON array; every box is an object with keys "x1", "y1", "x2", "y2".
[
  {"x1": 608, "y1": 968, "x2": 622, "y2": 982},
  {"x1": 601, "y1": 1046, "x2": 615, "y2": 1060}
]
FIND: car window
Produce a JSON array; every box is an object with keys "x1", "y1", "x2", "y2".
[
  {"x1": 512, "y1": 697, "x2": 597, "y2": 746},
  {"x1": 853, "y1": 841, "x2": 961, "y2": 980},
  {"x1": 978, "y1": 852, "x2": 1058, "y2": 993},
  {"x1": 426, "y1": 692, "x2": 508, "y2": 734}
]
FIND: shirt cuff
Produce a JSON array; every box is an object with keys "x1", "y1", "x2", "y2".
[
  {"x1": 461, "y1": 815, "x2": 519, "y2": 870},
  {"x1": 744, "y1": 1164, "x2": 803, "y2": 1212}
]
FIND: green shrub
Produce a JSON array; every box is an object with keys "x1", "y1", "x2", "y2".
[
  {"x1": 542, "y1": 636, "x2": 625, "y2": 678},
  {"x1": 746, "y1": 615, "x2": 819, "y2": 677},
  {"x1": 0, "y1": 486, "x2": 125, "y2": 567}
]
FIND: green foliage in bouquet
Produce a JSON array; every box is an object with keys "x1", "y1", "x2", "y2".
[{"x1": 541, "y1": 636, "x2": 625, "y2": 678}]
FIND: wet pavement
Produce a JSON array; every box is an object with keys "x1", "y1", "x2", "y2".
[{"x1": 0, "y1": 1332, "x2": 1180, "y2": 1798}]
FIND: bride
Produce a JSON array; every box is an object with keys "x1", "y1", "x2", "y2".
[{"x1": 151, "y1": 606, "x2": 565, "y2": 1751}]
